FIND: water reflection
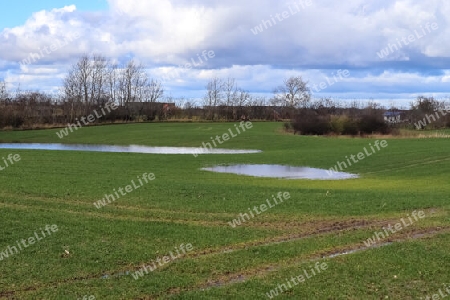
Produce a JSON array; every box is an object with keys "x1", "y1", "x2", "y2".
[
  {"x1": 0, "y1": 143, "x2": 261, "y2": 155},
  {"x1": 202, "y1": 164, "x2": 359, "y2": 180}
]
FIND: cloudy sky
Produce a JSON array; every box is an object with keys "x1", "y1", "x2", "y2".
[{"x1": 1, "y1": 0, "x2": 450, "y2": 107}]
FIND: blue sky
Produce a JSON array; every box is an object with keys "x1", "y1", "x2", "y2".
[
  {"x1": 1, "y1": 0, "x2": 449, "y2": 108},
  {"x1": 0, "y1": 0, "x2": 107, "y2": 28}
]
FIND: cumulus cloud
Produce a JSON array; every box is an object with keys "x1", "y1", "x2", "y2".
[{"x1": 0, "y1": 0, "x2": 449, "y2": 104}]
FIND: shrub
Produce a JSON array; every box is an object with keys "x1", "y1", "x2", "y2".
[
  {"x1": 358, "y1": 114, "x2": 391, "y2": 134},
  {"x1": 283, "y1": 122, "x2": 292, "y2": 131},
  {"x1": 342, "y1": 117, "x2": 359, "y2": 135},
  {"x1": 292, "y1": 111, "x2": 331, "y2": 135},
  {"x1": 330, "y1": 116, "x2": 345, "y2": 135}
]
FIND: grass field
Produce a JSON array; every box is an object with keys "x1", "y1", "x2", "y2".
[{"x1": 0, "y1": 122, "x2": 449, "y2": 299}]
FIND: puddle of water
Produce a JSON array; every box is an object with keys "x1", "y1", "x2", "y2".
[
  {"x1": 201, "y1": 164, "x2": 358, "y2": 180},
  {"x1": 0, "y1": 143, "x2": 261, "y2": 155}
]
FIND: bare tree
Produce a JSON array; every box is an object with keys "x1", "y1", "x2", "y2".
[
  {"x1": 120, "y1": 60, "x2": 142, "y2": 104},
  {"x1": 203, "y1": 77, "x2": 223, "y2": 120},
  {"x1": 223, "y1": 78, "x2": 238, "y2": 120},
  {"x1": 63, "y1": 68, "x2": 83, "y2": 122},
  {"x1": 143, "y1": 79, "x2": 164, "y2": 103},
  {"x1": 249, "y1": 96, "x2": 267, "y2": 107},
  {"x1": 90, "y1": 55, "x2": 108, "y2": 106},
  {"x1": 77, "y1": 55, "x2": 93, "y2": 113},
  {"x1": 235, "y1": 88, "x2": 250, "y2": 107},
  {"x1": 273, "y1": 76, "x2": 310, "y2": 108},
  {"x1": 0, "y1": 80, "x2": 8, "y2": 103},
  {"x1": 62, "y1": 54, "x2": 111, "y2": 118},
  {"x1": 107, "y1": 63, "x2": 120, "y2": 105}
]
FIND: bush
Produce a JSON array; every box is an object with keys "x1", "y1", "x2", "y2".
[
  {"x1": 358, "y1": 114, "x2": 391, "y2": 134},
  {"x1": 342, "y1": 117, "x2": 359, "y2": 135},
  {"x1": 330, "y1": 116, "x2": 345, "y2": 135},
  {"x1": 330, "y1": 115, "x2": 359, "y2": 135},
  {"x1": 290, "y1": 111, "x2": 391, "y2": 136},
  {"x1": 283, "y1": 122, "x2": 292, "y2": 131},
  {"x1": 292, "y1": 111, "x2": 330, "y2": 135}
]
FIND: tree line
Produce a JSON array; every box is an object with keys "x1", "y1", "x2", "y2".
[{"x1": 0, "y1": 55, "x2": 449, "y2": 133}]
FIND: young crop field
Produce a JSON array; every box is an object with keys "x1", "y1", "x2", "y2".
[{"x1": 0, "y1": 122, "x2": 449, "y2": 299}]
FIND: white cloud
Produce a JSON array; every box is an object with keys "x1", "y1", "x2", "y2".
[{"x1": 0, "y1": 0, "x2": 449, "y2": 103}]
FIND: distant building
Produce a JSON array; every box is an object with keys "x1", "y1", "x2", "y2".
[{"x1": 383, "y1": 111, "x2": 402, "y2": 123}]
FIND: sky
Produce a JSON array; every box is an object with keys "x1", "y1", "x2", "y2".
[{"x1": 1, "y1": 0, "x2": 450, "y2": 108}]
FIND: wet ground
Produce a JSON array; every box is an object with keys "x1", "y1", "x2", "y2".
[
  {"x1": 0, "y1": 143, "x2": 261, "y2": 155},
  {"x1": 202, "y1": 164, "x2": 359, "y2": 180}
]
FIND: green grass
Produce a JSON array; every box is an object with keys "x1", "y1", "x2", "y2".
[{"x1": 0, "y1": 122, "x2": 449, "y2": 299}]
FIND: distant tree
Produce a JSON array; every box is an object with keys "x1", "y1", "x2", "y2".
[
  {"x1": 63, "y1": 54, "x2": 105, "y2": 115},
  {"x1": 90, "y1": 55, "x2": 109, "y2": 106},
  {"x1": 273, "y1": 76, "x2": 311, "y2": 108},
  {"x1": 410, "y1": 96, "x2": 448, "y2": 129},
  {"x1": 0, "y1": 80, "x2": 8, "y2": 101},
  {"x1": 410, "y1": 96, "x2": 443, "y2": 113},
  {"x1": 142, "y1": 79, "x2": 164, "y2": 103},
  {"x1": 223, "y1": 78, "x2": 238, "y2": 120},
  {"x1": 203, "y1": 77, "x2": 223, "y2": 120}
]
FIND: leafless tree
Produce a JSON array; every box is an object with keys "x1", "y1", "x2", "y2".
[
  {"x1": 119, "y1": 60, "x2": 141, "y2": 104},
  {"x1": 90, "y1": 55, "x2": 108, "y2": 106},
  {"x1": 106, "y1": 63, "x2": 120, "y2": 105},
  {"x1": 77, "y1": 55, "x2": 93, "y2": 113},
  {"x1": 203, "y1": 77, "x2": 223, "y2": 120},
  {"x1": 273, "y1": 76, "x2": 310, "y2": 108},
  {"x1": 143, "y1": 79, "x2": 164, "y2": 103},
  {"x1": 0, "y1": 80, "x2": 8, "y2": 101},
  {"x1": 222, "y1": 78, "x2": 238, "y2": 120},
  {"x1": 235, "y1": 88, "x2": 250, "y2": 107}
]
